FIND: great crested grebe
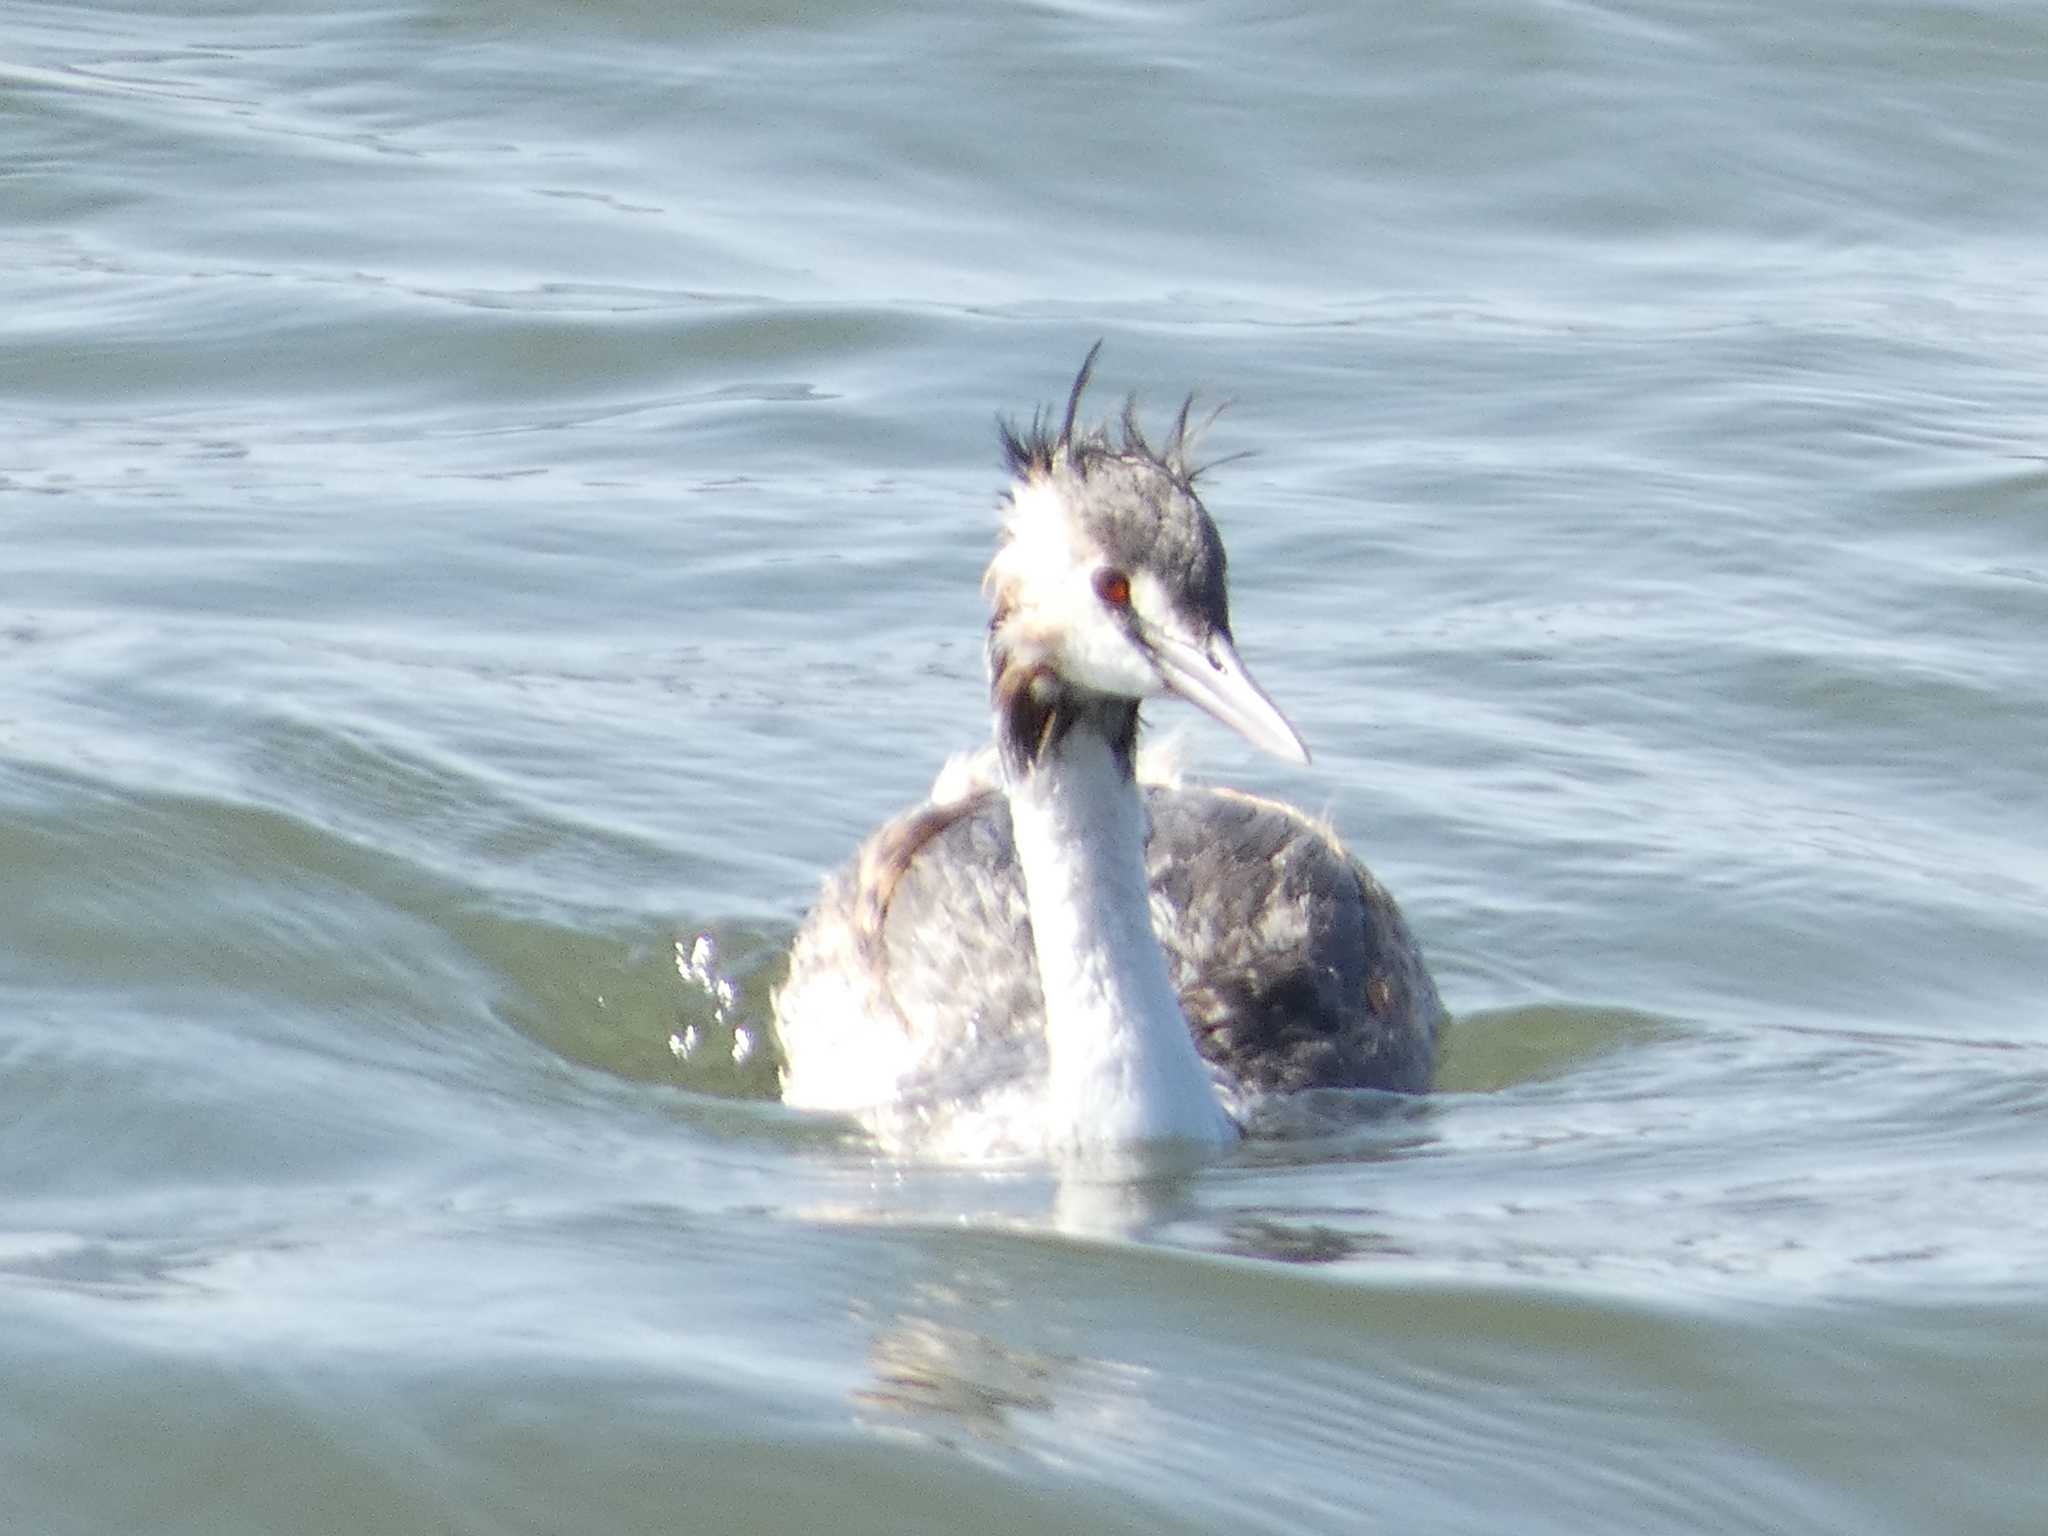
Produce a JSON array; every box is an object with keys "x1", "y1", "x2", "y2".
[{"x1": 773, "y1": 348, "x2": 1442, "y2": 1158}]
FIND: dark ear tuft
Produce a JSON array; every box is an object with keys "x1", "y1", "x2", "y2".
[
  {"x1": 997, "y1": 341, "x2": 1103, "y2": 479},
  {"x1": 997, "y1": 414, "x2": 1037, "y2": 478},
  {"x1": 1060, "y1": 340, "x2": 1104, "y2": 454},
  {"x1": 996, "y1": 344, "x2": 1233, "y2": 490},
  {"x1": 1119, "y1": 393, "x2": 1150, "y2": 463},
  {"x1": 1169, "y1": 394, "x2": 1194, "y2": 462}
]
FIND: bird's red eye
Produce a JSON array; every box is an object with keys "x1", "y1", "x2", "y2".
[{"x1": 1094, "y1": 568, "x2": 1132, "y2": 607}]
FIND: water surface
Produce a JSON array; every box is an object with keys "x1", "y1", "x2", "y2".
[{"x1": 5, "y1": 0, "x2": 2048, "y2": 1531}]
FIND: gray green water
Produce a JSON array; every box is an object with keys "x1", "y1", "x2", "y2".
[{"x1": 5, "y1": 0, "x2": 2048, "y2": 1531}]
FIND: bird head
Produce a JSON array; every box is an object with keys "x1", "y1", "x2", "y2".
[{"x1": 985, "y1": 347, "x2": 1308, "y2": 771}]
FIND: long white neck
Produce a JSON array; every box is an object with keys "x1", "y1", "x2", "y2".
[{"x1": 1004, "y1": 721, "x2": 1238, "y2": 1152}]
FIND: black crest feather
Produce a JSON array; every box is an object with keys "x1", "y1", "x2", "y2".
[{"x1": 997, "y1": 342, "x2": 1216, "y2": 488}]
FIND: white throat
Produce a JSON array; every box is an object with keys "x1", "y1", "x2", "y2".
[{"x1": 1004, "y1": 720, "x2": 1238, "y2": 1152}]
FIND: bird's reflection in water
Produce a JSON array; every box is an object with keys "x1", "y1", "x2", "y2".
[{"x1": 835, "y1": 1110, "x2": 1430, "y2": 1444}]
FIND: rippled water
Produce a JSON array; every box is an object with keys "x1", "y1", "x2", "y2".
[{"x1": 6, "y1": 0, "x2": 2048, "y2": 1531}]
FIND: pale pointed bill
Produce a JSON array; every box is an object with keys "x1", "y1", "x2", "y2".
[{"x1": 1148, "y1": 630, "x2": 1311, "y2": 765}]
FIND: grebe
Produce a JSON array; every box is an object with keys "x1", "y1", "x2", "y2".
[{"x1": 773, "y1": 348, "x2": 1441, "y2": 1157}]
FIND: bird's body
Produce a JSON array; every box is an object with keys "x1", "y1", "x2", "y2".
[{"x1": 773, "y1": 351, "x2": 1442, "y2": 1158}]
